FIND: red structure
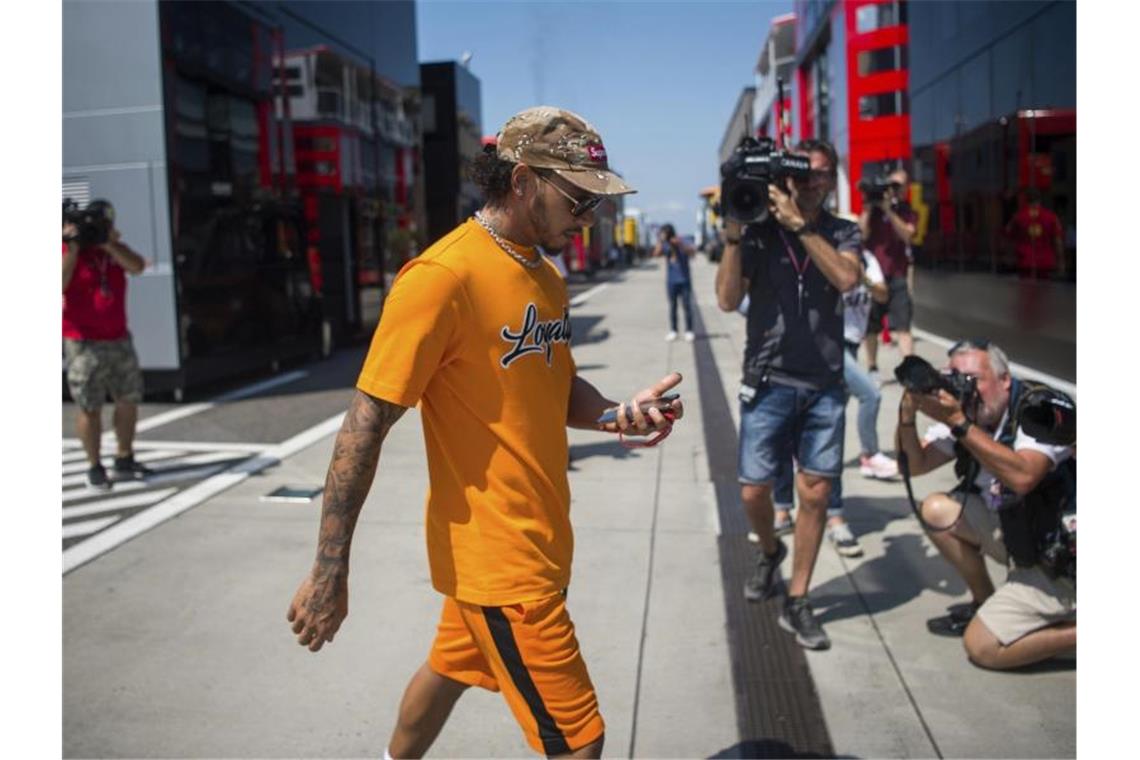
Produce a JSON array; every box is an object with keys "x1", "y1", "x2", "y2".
[{"x1": 791, "y1": 0, "x2": 912, "y2": 215}]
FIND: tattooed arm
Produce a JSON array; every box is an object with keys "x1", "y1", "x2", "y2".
[{"x1": 287, "y1": 390, "x2": 406, "y2": 652}]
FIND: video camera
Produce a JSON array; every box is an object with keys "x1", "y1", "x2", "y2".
[
  {"x1": 857, "y1": 175, "x2": 900, "y2": 204},
  {"x1": 894, "y1": 355, "x2": 979, "y2": 409},
  {"x1": 718, "y1": 136, "x2": 811, "y2": 224},
  {"x1": 63, "y1": 198, "x2": 114, "y2": 247}
]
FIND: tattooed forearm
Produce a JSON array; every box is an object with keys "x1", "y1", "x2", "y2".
[{"x1": 313, "y1": 390, "x2": 406, "y2": 572}]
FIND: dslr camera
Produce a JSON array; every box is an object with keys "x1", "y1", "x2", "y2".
[
  {"x1": 894, "y1": 355, "x2": 979, "y2": 409},
  {"x1": 858, "y1": 175, "x2": 899, "y2": 204},
  {"x1": 719, "y1": 136, "x2": 811, "y2": 224},
  {"x1": 63, "y1": 198, "x2": 115, "y2": 247}
]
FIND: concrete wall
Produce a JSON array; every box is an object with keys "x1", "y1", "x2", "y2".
[{"x1": 63, "y1": 0, "x2": 179, "y2": 370}]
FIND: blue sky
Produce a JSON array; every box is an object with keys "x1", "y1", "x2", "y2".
[{"x1": 417, "y1": 0, "x2": 793, "y2": 236}]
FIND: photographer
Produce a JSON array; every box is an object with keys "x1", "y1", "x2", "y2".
[
  {"x1": 652, "y1": 223, "x2": 695, "y2": 342},
  {"x1": 63, "y1": 199, "x2": 151, "y2": 491},
  {"x1": 896, "y1": 340, "x2": 1075, "y2": 670},
  {"x1": 716, "y1": 139, "x2": 863, "y2": 650},
  {"x1": 859, "y1": 170, "x2": 917, "y2": 377}
]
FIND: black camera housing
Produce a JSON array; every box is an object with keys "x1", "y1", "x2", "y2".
[
  {"x1": 858, "y1": 175, "x2": 899, "y2": 204},
  {"x1": 894, "y1": 355, "x2": 979, "y2": 408},
  {"x1": 719, "y1": 137, "x2": 811, "y2": 224},
  {"x1": 63, "y1": 198, "x2": 113, "y2": 247}
]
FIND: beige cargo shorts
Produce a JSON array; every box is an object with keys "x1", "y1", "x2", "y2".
[{"x1": 64, "y1": 336, "x2": 144, "y2": 412}]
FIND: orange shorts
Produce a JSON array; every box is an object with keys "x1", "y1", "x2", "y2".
[{"x1": 427, "y1": 591, "x2": 604, "y2": 755}]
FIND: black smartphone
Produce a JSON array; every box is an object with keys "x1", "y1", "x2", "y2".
[{"x1": 596, "y1": 394, "x2": 680, "y2": 426}]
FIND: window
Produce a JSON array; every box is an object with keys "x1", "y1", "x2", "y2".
[
  {"x1": 855, "y1": 2, "x2": 901, "y2": 34},
  {"x1": 284, "y1": 66, "x2": 301, "y2": 80},
  {"x1": 858, "y1": 91, "x2": 909, "y2": 119},
  {"x1": 317, "y1": 91, "x2": 341, "y2": 116},
  {"x1": 857, "y1": 46, "x2": 907, "y2": 76}
]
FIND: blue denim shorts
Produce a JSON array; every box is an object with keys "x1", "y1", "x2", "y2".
[{"x1": 738, "y1": 382, "x2": 846, "y2": 484}]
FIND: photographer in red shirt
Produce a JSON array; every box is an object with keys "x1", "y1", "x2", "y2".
[{"x1": 63, "y1": 199, "x2": 151, "y2": 491}]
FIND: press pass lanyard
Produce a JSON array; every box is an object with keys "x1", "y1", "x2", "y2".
[{"x1": 777, "y1": 228, "x2": 811, "y2": 316}]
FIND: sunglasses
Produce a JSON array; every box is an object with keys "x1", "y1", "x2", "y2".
[
  {"x1": 536, "y1": 172, "x2": 604, "y2": 217},
  {"x1": 948, "y1": 338, "x2": 991, "y2": 355}
]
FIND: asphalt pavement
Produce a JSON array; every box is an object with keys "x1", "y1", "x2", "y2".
[{"x1": 62, "y1": 256, "x2": 1075, "y2": 758}]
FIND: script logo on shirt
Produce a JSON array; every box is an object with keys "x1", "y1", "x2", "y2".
[{"x1": 500, "y1": 303, "x2": 572, "y2": 368}]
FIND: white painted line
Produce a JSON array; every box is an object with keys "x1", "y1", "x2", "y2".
[
  {"x1": 60, "y1": 451, "x2": 243, "y2": 489},
  {"x1": 912, "y1": 327, "x2": 1076, "y2": 397},
  {"x1": 63, "y1": 411, "x2": 346, "y2": 574},
  {"x1": 92, "y1": 369, "x2": 309, "y2": 444},
  {"x1": 62, "y1": 449, "x2": 186, "y2": 476},
  {"x1": 63, "y1": 515, "x2": 121, "y2": 540},
  {"x1": 62, "y1": 462, "x2": 232, "y2": 503},
  {"x1": 62, "y1": 450, "x2": 90, "y2": 465},
  {"x1": 570, "y1": 283, "x2": 609, "y2": 307},
  {"x1": 63, "y1": 488, "x2": 179, "y2": 520},
  {"x1": 63, "y1": 439, "x2": 267, "y2": 454}
]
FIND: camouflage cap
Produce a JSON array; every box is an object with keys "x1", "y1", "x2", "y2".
[{"x1": 496, "y1": 106, "x2": 635, "y2": 196}]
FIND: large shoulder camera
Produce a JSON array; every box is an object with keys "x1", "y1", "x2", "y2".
[
  {"x1": 857, "y1": 175, "x2": 899, "y2": 204},
  {"x1": 719, "y1": 136, "x2": 811, "y2": 224},
  {"x1": 63, "y1": 198, "x2": 114, "y2": 247},
  {"x1": 894, "y1": 355, "x2": 979, "y2": 408}
]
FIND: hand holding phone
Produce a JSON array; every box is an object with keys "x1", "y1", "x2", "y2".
[{"x1": 596, "y1": 394, "x2": 680, "y2": 426}]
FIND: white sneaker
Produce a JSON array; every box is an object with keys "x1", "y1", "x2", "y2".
[
  {"x1": 665, "y1": 331, "x2": 678, "y2": 342},
  {"x1": 860, "y1": 452, "x2": 899, "y2": 480},
  {"x1": 684, "y1": 331, "x2": 695, "y2": 342},
  {"x1": 827, "y1": 521, "x2": 864, "y2": 558},
  {"x1": 747, "y1": 531, "x2": 760, "y2": 544}
]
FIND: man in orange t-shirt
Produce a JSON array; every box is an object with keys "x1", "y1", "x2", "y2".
[{"x1": 286, "y1": 107, "x2": 685, "y2": 759}]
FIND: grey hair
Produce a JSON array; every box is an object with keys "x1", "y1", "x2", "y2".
[{"x1": 950, "y1": 341, "x2": 1010, "y2": 378}]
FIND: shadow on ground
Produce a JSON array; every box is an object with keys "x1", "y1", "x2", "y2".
[{"x1": 709, "y1": 739, "x2": 857, "y2": 759}]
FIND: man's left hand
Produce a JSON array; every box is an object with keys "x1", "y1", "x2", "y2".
[
  {"x1": 604, "y1": 372, "x2": 685, "y2": 435},
  {"x1": 913, "y1": 389, "x2": 967, "y2": 427},
  {"x1": 768, "y1": 180, "x2": 806, "y2": 232}
]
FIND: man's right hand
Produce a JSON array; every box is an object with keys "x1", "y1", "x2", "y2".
[
  {"x1": 723, "y1": 219, "x2": 742, "y2": 240},
  {"x1": 287, "y1": 567, "x2": 349, "y2": 652}
]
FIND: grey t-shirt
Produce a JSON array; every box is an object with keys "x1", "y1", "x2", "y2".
[{"x1": 740, "y1": 211, "x2": 862, "y2": 390}]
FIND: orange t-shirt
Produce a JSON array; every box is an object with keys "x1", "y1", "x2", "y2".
[{"x1": 357, "y1": 219, "x2": 577, "y2": 606}]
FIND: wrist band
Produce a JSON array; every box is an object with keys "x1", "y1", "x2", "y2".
[{"x1": 725, "y1": 237, "x2": 741, "y2": 245}]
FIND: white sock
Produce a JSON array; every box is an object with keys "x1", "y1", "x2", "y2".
[{"x1": 383, "y1": 749, "x2": 394, "y2": 760}]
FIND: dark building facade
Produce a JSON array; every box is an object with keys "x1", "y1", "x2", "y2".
[
  {"x1": 420, "y1": 62, "x2": 484, "y2": 246},
  {"x1": 63, "y1": 0, "x2": 421, "y2": 396},
  {"x1": 907, "y1": 0, "x2": 1075, "y2": 381}
]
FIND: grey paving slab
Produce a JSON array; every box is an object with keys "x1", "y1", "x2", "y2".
[{"x1": 63, "y1": 255, "x2": 1075, "y2": 758}]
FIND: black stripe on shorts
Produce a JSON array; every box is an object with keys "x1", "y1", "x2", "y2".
[{"x1": 481, "y1": 605, "x2": 571, "y2": 756}]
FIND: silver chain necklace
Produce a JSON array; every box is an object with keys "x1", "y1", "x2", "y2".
[{"x1": 474, "y1": 211, "x2": 544, "y2": 269}]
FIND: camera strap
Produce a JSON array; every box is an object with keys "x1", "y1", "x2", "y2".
[
  {"x1": 777, "y1": 228, "x2": 811, "y2": 317},
  {"x1": 895, "y1": 398, "x2": 969, "y2": 534}
]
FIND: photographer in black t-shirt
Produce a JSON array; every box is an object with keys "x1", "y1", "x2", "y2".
[{"x1": 715, "y1": 139, "x2": 863, "y2": 650}]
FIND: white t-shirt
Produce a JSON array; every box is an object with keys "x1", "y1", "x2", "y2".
[
  {"x1": 842, "y1": 250, "x2": 884, "y2": 344},
  {"x1": 923, "y1": 408, "x2": 1074, "y2": 509}
]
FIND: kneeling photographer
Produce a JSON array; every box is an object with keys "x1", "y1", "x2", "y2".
[{"x1": 894, "y1": 339, "x2": 1075, "y2": 670}]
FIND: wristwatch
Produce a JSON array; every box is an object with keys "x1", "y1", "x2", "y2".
[{"x1": 950, "y1": 420, "x2": 973, "y2": 440}]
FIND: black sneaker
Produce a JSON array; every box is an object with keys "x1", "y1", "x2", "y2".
[
  {"x1": 112, "y1": 454, "x2": 152, "y2": 481},
  {"x1": 743, "y1": 539, "x2": 788, "y2": 602},
  {"x1": 779, "y1": 596, "x2": 831, "y2": 650},
  {"x1": 86, "y1": 464, "x2": 112, "y2": 492},
  {"x1": 926, "y1": 602, "x2": 979, "y2": 637}
]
